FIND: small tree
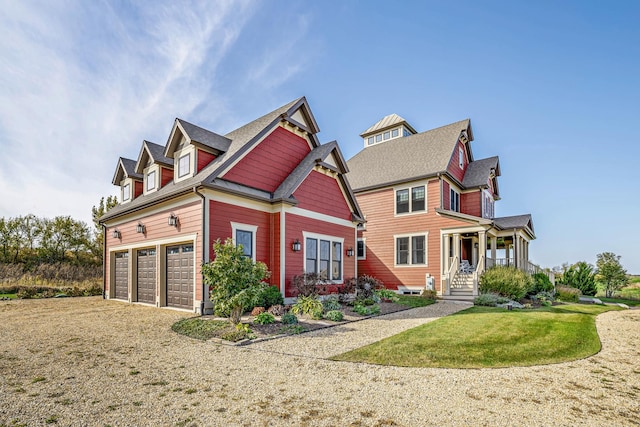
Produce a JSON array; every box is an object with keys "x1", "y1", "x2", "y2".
[
  {"x1": 201, "y1": 238, "x2": 270, "y2": 324},
  {"x1": 596, "y1": 252, "x2": 627, "y2": 298},
  {"x1": 562, "y1": 261, "x2": 597, "y2": 296}
]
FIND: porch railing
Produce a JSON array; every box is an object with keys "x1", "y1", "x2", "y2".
[{"x1": 445, "y1": 256, "x2": 459, "y2": 295}]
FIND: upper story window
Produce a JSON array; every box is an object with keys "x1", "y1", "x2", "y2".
[
  {"x1": 178, "y1": 153, "x2": 190, "y2": 178},
  {"x1": 458, "y1": 147, "x2": 464, "y2": 169},
  {"x1": 391, "y1": 129, "x2": 399, "y2": 138},
  {"x1": 357, "y1": 239, "x2": 366, "y2": 260},
  {"x1": 367, "y1": 137, "x2": 374, "y2": 145},
  {"x1": 395, "y1": 233, "x2": 427, "y2": 266},
  {"x1": 122, "y1": 183, "x2": 130, "y2": 202},
  {"x1": 396, "y1": 185, "x2": 426, "y2": 215},
  {"x1": 483, "y1": 190, "x2": 494, "y2": 219},
  {"x1": 450, "y1": 188, "x2": 460, "y2": 212},
  {"x1": 146, "y1": 170, "x2": 156, "y2": 191},
  {"x1": 304, "y1": 232, "x2": 343, "y2": 281}
]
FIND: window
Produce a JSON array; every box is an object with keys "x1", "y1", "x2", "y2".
[
  {"x1": 396, "y1": 189, "x2": 409, "y2": 214},
  {"x1": 231, "y1": 222, "x2": 258, "y2": 261},
  {"x1": 383, "y1": 131, "x2": 390, "y2": 140},
  {"x1": 357, "y1": 239, "x2": 366, "y2": 260},
  {"x1": 391, "y1": 129, "x2": 399, "y2": 138},
  {"x1": 367, "y1": 137, "x2": 374, "y2": 145},
  {"x1": 376, "y1": 134, "x2": 382, "y2": 142},
  {"x1": 483, "y1": 191, "x2": 494, "y2": 219},
  {"x1": 146, "y1": 170, "x2": 156, "y2": 191},
  {"x1": 396, "y1": 185, "x2": 426, "y2": 214},
  {"x1": 178, "y1": 153, "x2": 190, "y2": 178},
  {"x1": 450, "y1": 188, "x2": 460, "y2": 212},
  {"x1": 122, "y1": 183, "x2": 130, "y2": 201},
  {"x1": 395, "y1": 233, "x2": 428, "y2": 266},
  {"x1": 403, "y1": 128, "x2": 411, "y2": 137},
  {"x1": 304, "y1": 233, "x2": 344, "y2": 281},
  {"x1": 459, "y1": 147, "x2": 464, "y2": 169}
]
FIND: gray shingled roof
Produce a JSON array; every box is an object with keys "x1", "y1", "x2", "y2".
[
  {"x1": 176, "y1": 119, "x2": 232, "y2": 153},
  {"x1": 462, "y1": 156, "x2": 500, "y2": 189},
  {"x1": 493, "y1": 214, "x2": 534, "y2": 234},
  {"x1": 360, "y1": 113, "x2": 417, "y2": 137},
  {"x1": 347, "y1": 119, "x2": 471, "y2": 191},
  {"x1": 134, "y1": 140, "x2": 172, "y2": 175},
  {"x1": 101, "y1": 97, "x2": 364, "y2": 223},
  {"x1": 111, "y1": 157, "x2": 142, "y2": 185}
]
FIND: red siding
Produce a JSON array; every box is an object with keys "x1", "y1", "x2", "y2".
[
  {"x1": 161, "y1": 167, "x2": 173, "y2": 187},
  {"x1": 443, "y1": 181, "x2": 450, "y2": 209},
  {"x1": 197, "y1": 150, "x2": 216, "y2": 173},
  {"x1": 104, "y1": 200, "x2": 204, "y2": 303},
  {"x1": 461, "y1": 191, "x2": 481, "y2": 217},
  {"x1": 284, "y1": 213, "x2": 356, "y2": 297},
  {"x1": 293, "y1": 171, "x2": 352, "y2": 221},
  {"x1": 208, "y1": 200, "x2": 279, "y2": 287},
  {"x1": 446, "y1": 141, "x2": 467, "y2": 182},
  {"x1": 134, "y1": 181, "x2": 143, "y2": 198},
  {"x1": 222, "y1": 126, "x2": 311, "y2": 193}
]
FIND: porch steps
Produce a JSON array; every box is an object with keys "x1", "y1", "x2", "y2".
[{"x1": 450, "y1": 273, "x2": 474, "y2": 296}]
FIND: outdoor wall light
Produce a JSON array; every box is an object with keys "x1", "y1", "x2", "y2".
[
  {"x1": 168, "y1": 213, "x2": 178, "y2": 227},
  {"x1": 112, "y1": 229, "x2": 121, "y2": 239},
  {"x1": 292, "y1": 239, "x2": 301, "y2": 252},
  {"x1": 346, "y1": 247, "x2": 354, "y2": 257},
  {"x1": 136, "y1": 222, "x2": 146, "y2": 234},
  {"x1": 474, "y1": 242, "x2": 479, "y2": 249}
]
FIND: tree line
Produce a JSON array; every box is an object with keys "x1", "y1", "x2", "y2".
[{"x1": 555, "y1": 252, "x2": 628, "y2": 298}]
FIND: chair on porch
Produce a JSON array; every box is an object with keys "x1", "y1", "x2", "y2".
[{"x1": 459, "y1": 260, "x2": 474, "y2": 274}]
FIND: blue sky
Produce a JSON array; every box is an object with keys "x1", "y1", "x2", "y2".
[{"x1": 1, "y1": 0, "x2": 638, "y2": 273}]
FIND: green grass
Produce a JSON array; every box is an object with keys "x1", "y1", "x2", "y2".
[
  {"x1": 0, "y1": 293, "x2": 17, "y2": 299},
  {"x1": 395, "y1": 295, "x2": 436, "y2": 308},
  {"x1": 331, "y1": 304, "x2": 621, "y2": 368},
  {"x1": 171, "y1": 318, "x2": 231, "y2": 340},
  {"x1": 599, "y1": 297, "x2": 640, "y2": 307}
]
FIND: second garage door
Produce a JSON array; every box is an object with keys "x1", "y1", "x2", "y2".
[
  {"x1": 166, "y1": 244, "x2": 194, "y2": 309},
  {"x1": 137, "y1": 248, "x2": 156, "y2": 304},
  {"x1": 114, "y1": 251, "x2": 129, "y2": 300}
]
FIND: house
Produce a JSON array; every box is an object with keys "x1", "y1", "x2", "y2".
[
  {"x1": 346, "y1": 114, "x2": 537, "y2": 299},
  {"x1": 100, "y1": 97, "x2": 364, "y2": 313}
]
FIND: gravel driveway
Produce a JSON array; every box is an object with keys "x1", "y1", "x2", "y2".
[{"x1": 1, "y1": 297, "x2": 638, "y2": 426}]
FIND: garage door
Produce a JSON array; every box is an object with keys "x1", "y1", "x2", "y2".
[
  {"x1": 137, "y1": 248, "x2": 156, "y2": 304},
  {"x1": 114, "y1": 251, "x2": 129, "y2": 300},
  {"x1": 166, "y1": 244, "x2": 194, "y2": 309}
]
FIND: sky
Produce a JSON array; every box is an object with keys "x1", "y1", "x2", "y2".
[{"x1": 1, "y1": 0, "x2": 639, "y2": 273}]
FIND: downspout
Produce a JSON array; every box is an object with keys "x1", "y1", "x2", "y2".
[
  {"x1": 102, "y1": 223, "x2": 107, "y2": 299},
  {"x1": 193, "y1": 186, "x2": 207, "y2": 315},
  {"x1": 437, "y1": 173, "x2": 443, "y2": 209}
]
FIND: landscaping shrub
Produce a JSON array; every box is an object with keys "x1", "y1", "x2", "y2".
[
  {"x1": 322, "y1": 295, "x2": 342, "y2": 311},
  {"x1": 254, "y1": 285, "x2": 284, "y2": 309},
  {"x1": 324, "y1": 310, "x2": 344, "y2": 322},
  {"x1": 291, "y1": 273, "x2": 326, "y2": 297},
  {"x1": 531, "y1": 272, "x2": 554, "y2": 294},
  {"x1": 281, "y1": 313, "x2": 298, "y2": 325},
  {"x1": 474, "y1": 293, "x2": 499, "y2": 307},
  {"x1": 291, "y1": 295, "x2": 323, "y2": 319},
  {"x1": 337, "y1": 278, "x2": 356, "y2": 303},
  {"x1": 253, "y1": 312, "x2": 275, "y2": 325},
  {"x1": 353, "y1": 303, "x2": 381, "y2": 316},
  {"x1": 375, "y1": 288, "x2": 399, "y2": 302},
  {"x1": 420, "y1": 289, "x2": 437, "y2": 301},
  {"x1": 355, "y1": 275, "x2": 383, "y2": 301},
  {"x1": 479, "y1": 266, "x2": 532, "y2": 300},
  {"x1": 221, "y1": 323, "x2": 255, "y2": 342},
  {"x1": 556, "y1": 286, "x2": 581, "y2": 303},
  {"x1": 562, "y1": 262, "x2": 597, "y2": 296}
]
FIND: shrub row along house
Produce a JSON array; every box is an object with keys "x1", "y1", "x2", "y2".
[{"x1": 101, "y1": 97, "x2": 535, "y2": 312}]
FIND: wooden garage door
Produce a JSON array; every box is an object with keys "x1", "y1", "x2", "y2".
[
  {"x1": 166, "y1": 244, "x2": 194, "y2": 309},
  {"x1": 114, "y1": 251, "x2": 129, "y2": 300},
  {"x1": 137, "y1": 248, "x2": 156, "y2": 304}
]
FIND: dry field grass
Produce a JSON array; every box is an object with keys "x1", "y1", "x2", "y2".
[{"x1": 0, "y1": 297, "x2": 639, "y2": 426}]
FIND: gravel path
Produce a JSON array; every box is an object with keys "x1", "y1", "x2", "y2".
[{"x1": 1, "y1": 297, "x2": 638, "y2": 426}]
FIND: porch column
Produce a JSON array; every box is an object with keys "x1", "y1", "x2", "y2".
[
  {"x1": 443, "y1": 234, "x2": 450, "y2": 274},
  {"x1": 490, "y1": 236, "x2": 497, "y2": 263},
  {"x1": 453, "y1": 233, "x2": 461, "y2": 263},
  {"x1": 515, "y1": 235, "x2": 522, "y2": 270},
  {"x1": 478, "y1": 231, "x2": 486, "y2": 273},
  {"x1": 505, "y1": 242, "x2": 510, "y2": 266}
]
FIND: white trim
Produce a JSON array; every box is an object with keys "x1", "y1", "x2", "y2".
[
  {"x1": 302, "y1": 231, "x2": 344, "y2": 283},
  {"x1": 458, "y1": 147, "x2": 464, "y2": 169},
  {"x1": 108, "y1": 233, "x2": 198, "y2": 252},
  {"x1": 393, "y1": 181, "x2": 428, "y2": 217},
  {"x1": 357, "y1": 237, "x2": 366, "y2": 260},
  {"x1": 288, "y1": 207, "x2": 356, "y2": 228},
  {"x1": 231, "y1": 222, "x2": 258, "y2": 262},
  {"x1": 279, "y1": 205, "x2": 286, "y2": 295},
  {"x1": 208, "y1": 190, "x2": 275, "y2": 213},
  {"x1": 144, "y1": 165, "x2": 160, "y2": 195},
  {"x1": 103, "y1": 194, "x2": 202, "y2": 227},
  {"x1": 393, "y1": 231, "x2": 429, "y2": 267},
  {"x1": 174, "y1": 145, "x2": 195, "y2": 183}
]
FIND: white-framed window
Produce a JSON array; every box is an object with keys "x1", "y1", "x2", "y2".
[
  {"x1": 395, "y1": 185, "x2": 426, "y2": 214},
  {"x1": 367, "y1": 137, "x2": 374, "y2": 145},
  {"x1": 450, "y1": 188, "x2": 460, "y2": 212},
  {"x1": 395, "y1": 233, "x2": 428, "y2": 266},
  {"x1": 146, "y1": 170, "x2": 156, "y2": 191},
  {"x1": 122, "y1": 183, "x2": 130, "y2": 201},
  {"x1": 303, "y1": 232, "x2": 344, "y2": 282},
  {"x1": 178, "y1": 153, "x2": 190, "y2": 178},
  {"x1": 357, "y1": 238, "x2": 366, "y2": 260},
  {"x1": 483, "y1": 190, "x2": 494, "y2": 219},
  {"x1": 231, "y1": 222, "x2": 258, "y2": 261},
  {"x1": 391, "y1": 129, "x2": 399, "y2": 138},
  {"x1": 459, "y1": 147, "x2": 464, "y2": 169}
]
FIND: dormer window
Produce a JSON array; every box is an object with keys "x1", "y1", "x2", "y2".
[
  {"x1": 122, "y1": 183, "x2": 130, "y2": 202},
  {"x1": 178, "y1": 153, "x2": 190, "y2": 178},
  {"x1": 147, "y1": 170, "x2": 156, "y2": 191}
]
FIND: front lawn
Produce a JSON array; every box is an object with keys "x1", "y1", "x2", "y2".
[{"x1": 331, "y1": 304, "x2": 621, "y2": 368}]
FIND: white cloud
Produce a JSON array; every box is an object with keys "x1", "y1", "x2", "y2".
[{"x1": 0, "y1": 0, "x2": 255, "y2": 224}]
